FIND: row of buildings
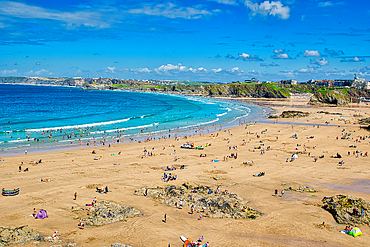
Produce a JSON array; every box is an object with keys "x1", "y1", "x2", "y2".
[{"x1": 240, "y1": 76, "x2": 370, "y2": 89}]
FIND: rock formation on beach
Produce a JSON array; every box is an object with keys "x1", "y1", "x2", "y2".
[
  {"x1": 322, "y1": 195, "x2": 370, "y2": 226},
  {"x1": 134, "y1": 182, "x2": 262, "y2": 219},
  {"x1": 270, "y1": 110, "x2": 310, "y2": 118},
  {"x1": 0, "y1": 226, "x2": 40, "y2": 246},
  {"x1": 83, "y1": 201, "x2": 142, "y2": 227}
]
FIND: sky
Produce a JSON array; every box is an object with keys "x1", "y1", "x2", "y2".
[{"x1": 0, "y1": 0, "x2": 370, "y2": 82}]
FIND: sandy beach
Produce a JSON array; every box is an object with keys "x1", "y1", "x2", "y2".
[{"x1": 1, "y1": 98, "x2": 370, "y2": 247}]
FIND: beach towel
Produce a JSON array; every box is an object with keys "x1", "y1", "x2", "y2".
[{"x1": 2, "y1": 188, "x2": 20, "y2": 196}]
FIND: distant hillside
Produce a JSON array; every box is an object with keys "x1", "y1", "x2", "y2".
[{"x1": 1, "y1": 77, "x2": 370, "y2": 105}]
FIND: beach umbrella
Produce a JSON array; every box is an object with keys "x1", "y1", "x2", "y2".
[{"x1": 349, "y1": 227, "x2": 362, "y2": 237}]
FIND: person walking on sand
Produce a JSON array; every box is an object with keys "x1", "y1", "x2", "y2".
[
  {"x1": 74, "y1": 192, "x2": 77, "y2": 200},
  {"x1": 164, "y1": 214, "x2": 167, "y2": 223},
  {"x1": 281, "y1": 190, "x2": 285, "y2": 197}
]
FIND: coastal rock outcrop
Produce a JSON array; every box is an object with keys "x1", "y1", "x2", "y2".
[
  {"x1": 322, "y1": 195, "x2": 370, "y2": 225},
  {"x1": 205, "y1": 84, "x2": 287, "y2": 98},
  {"x1": 280, "y1": 111, "x2": 309, "y2": 118},
  {"x1": 309, "y1": 91, "x2": 350, "y2": 105},
  {"x1": 0, "y1": 226, "x2": 40, "y2": 246},
  {"x1": 359, "y1": 117, "x2": 370, "y2": 125},
  {"x1": 83, "y1": 201, "x2": 142, "y2": 227},
  {"x1": 134, "y1": 182, "x2": 262, "y2": 219}
]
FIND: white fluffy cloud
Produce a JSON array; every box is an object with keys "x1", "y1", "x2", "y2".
[
  {"x1": 26, "y1": 69, "x2": 49, "y2": 75},
  {"x1": 310, "y1": 58, "x2": 329, "y2": 66},
  {"x1": 303, "y1": 50, "x2": 321, "y2": 57},
  {"x1": 102, "y1": 66, "x2": 116, "y2": 73},
  {"x1": 127, "y1": 3, "x2": 217, "y2": 19},
  {"x1": 238, "y1": 52, "x2": 263, "y2": 61},
  {"x1": 154, "y1": 63, "x2": 187, "y2": 73},
  {"x1": 244, "y1": 1, "x2": 290, "y2": 19},
  {"x1": 273, "y1": 49, "x2": 285, "y2": 54},
  {"x1": 272, "y1": 53, "x2": 291, "y2": 59},
  {"x1": 0, "y1": 69, "x2": 17, "y2": 74}
]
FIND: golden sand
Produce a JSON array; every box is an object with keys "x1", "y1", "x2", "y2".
[{"x1": 1, "y1": 98, "x2": 370, "y2": 247}]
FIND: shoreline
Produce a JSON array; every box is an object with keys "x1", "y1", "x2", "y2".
[{"x1": 0, "y1": 85, "x2": 271, "y2": 157}]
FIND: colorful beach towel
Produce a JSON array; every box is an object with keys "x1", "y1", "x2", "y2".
[{"x1": 2, "y1": 188, "x2": 19, "y2": 196}]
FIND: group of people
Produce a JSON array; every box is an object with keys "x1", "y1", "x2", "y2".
[
  {"x1": 19, "y1": 166, "x2": 29, "y2": 172},
  {"x1": 253, "y1": 172, "x2": 265, "y2": 177},
  {"x1": 274, "y1": 189, "x2": 285, "y2": 197},
  {"x1": 96, "y1": 186, "x2": 109, "y2": 193},
  {"x1": 162, "y1": 172, "x2": 177, "y2": 182}
]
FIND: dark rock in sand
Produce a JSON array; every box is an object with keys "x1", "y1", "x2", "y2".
[
  {"x1": 83, "y1": 201, "x2": 142, "y2": 227},
  {"x1": 279, "y1": 111, "x2": 309, "y2": 118},
  {"x1": 359, "y1": 117, "x2": 370, "y2": 125},
  {"x1": 0, "y1": 226, "x2": 40, "y2": 246},
  {"x1": 322, "y1": 195, "x2": 370, "y2": 226},
  {"x1": 134, "y1": 182, "x2": 262, "y2": 219},
  {"x1": 317, "y1": 111, "x2": 342, "y2": 115}
]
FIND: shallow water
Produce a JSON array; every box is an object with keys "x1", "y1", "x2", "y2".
[
  {"x1": 309, "y1": 179, "x2": 370, "y2": 195},
  {"x1": 0, "y1": 84, "x2": 267, "y2": 155}
]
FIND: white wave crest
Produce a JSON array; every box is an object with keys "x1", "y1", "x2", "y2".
[{"x1": 26, "y1": 118, "x2": 131, "y2": 132}]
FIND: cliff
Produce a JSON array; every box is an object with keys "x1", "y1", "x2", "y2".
[{"x1": 309, "y1": 90, "x2": 350, "y2": 106}]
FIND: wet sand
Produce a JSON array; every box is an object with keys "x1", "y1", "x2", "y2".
[{"x1": 1, "y1": 98, "x2": 370, "y2": 247}]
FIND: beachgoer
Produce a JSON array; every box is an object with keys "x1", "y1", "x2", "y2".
[
  {"x1": 19, "y1": 165, "x2": 22, "y2": 172},
  {"x1": 274, "y1": 189, "x2": 278, "y2": 196},
  {"x1": 164, "y1": 214, "x2": 167, "y2": 223},
  {"x1": 281, "y1": 190, "x2": 285, "y2": 196},
  {"x1": 107, "y1": 210, "x2": 112, "y2": 217},
  {"x1": 25, "y1": 150, "x2": 27, "y2": 155},
  {"x1": 199, "y1": 213, "x2": 202, "y2": 220},
  {"x1": 33, "y1": 208, "x2": 37, "y2": 218},
  {"x1": 78, "y1": 219, "x2": 84, "y2": 229},
  {"x1": 74, "y1": 192, "x2": 77, "y2": 200},
  {"x1": 105, "y1": 186, "x2": 109, "y2": 193}
]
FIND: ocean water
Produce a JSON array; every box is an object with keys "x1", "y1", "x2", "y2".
[{"x1": 0, "y1": 84, "x2": 267, "y2": 155}]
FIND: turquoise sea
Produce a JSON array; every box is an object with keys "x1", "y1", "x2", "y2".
[{"x1": 0, "y1": 84, "x2": 267, "y2": 155}]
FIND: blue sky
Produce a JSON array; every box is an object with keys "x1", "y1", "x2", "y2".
[{"x1": 0, "y1": 0, "x2": 369, "y2": 82}]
